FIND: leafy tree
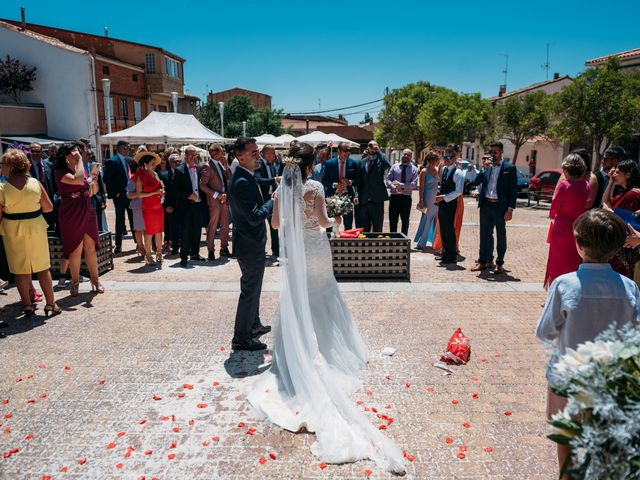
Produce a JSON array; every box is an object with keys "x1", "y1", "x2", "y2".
[
  {"x1": 494, "y1": 90, "x2": 550, "y2": 165},
  {"x1": 247, "y1": 108, "x2": 285, "y2": 137},
  {"x1": 551, "y1": 58, "x2": 640, "y2": 170},
  {"x1": 0, "y1": 55, "x2": 37, "y2": 103}
]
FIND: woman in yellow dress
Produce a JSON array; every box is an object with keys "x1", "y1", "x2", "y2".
[{"x1": 0, "y1": 149, "x2": 60, "y2": 317}]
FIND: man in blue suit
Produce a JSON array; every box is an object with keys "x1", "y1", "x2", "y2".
[
  {"x1": 321, "y1": 142, "x2": 359, "y2": 229},
  {"x1": 255, "y1": 145, "x2": 280, "y2": 258},
  {"x1": 103, "y1": 140, "x2": 134, "y2": 254},
  {"x1": 471, "y1": 141, "x2": 518, "y2": 274},
  {"x1": 229, "y1": 137, "x2": 274, "y2": 351},
  {"x1": 28, "y1": 142, "x2": 57, "y2": 231}
]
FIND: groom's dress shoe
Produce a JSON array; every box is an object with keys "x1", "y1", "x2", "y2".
[
  {"x1": 232, "y1": 339, "x2": 267, "y2": 351},
  {"x1": 252, "y1": 325, "x2": 272, "y2": 337}
]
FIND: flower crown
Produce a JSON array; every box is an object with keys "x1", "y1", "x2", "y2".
[{"x1": 282, "y1": 156, "x2": 301, "y2": 167}]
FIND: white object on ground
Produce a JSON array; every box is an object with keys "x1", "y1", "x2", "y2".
[{"x1": 382, "y1": 347, "x2": 396, "y2": 356}]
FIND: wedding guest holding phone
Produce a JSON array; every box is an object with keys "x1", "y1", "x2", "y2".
[
  {"x1": 55, "y1": 143, "x2": 103, "y2": 296},
  {"x1": 357, "y1": 140, "x2": 390, "y2": 232}
]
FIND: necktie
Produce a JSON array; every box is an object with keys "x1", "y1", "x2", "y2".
[
  {"x1": 442, "y1": 167, "x2": 448, "y2": 183},
  {"x1": 368, "y1": 158, "x2": 373, "y2": 173},
  {"x1": 38, "y1": 163, "x2": 45, "y2": 184},
  {"x1": 401, "y1": 164, "x2": 407, "y2": 183},
  {"x1": 339, "y1": 161, "x2": 345, "y2": 182}
]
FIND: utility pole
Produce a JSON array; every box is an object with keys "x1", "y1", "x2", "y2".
[
  {"x1": 542, "y1": 43, "x2": 551, "y2": 81},
  {"x1": 501, "y1": 53, "x2": 509, "y2": 91}
]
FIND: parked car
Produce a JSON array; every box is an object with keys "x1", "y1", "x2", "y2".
[
  {"x1": 529, "y1": 169, "x2": 562, "y2": 202},
  {"x1": 516, "y1": 169, "x2": 530, "y2": 197}
]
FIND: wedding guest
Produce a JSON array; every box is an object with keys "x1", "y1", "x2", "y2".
[
  {"x1": 414, "y1": 151, "x2": 440, "y2": 250},
  {"x1": 565, "y1": 148, "x2": 598, "y2": 209},
  {"x1": 173, "y1": 145, "x2": 207, "y2": 267},
  {"x1": 256, "y1": 145, "x2": 280, "y2": 258},
  {"x1": 603, "y1": 159, "x2": 640, "y2": 278},
  {"x1": 386, "y1": 149, "x2": 418, "y2": 236},
  {"x1": 322, "y1": 142, "x2": 359, "y2": 229},
  {"x1": 312, "y1": 145, "x2": 330, "y2": 182},
  {"x1": 46, "y1": 143, "x2": 58, "y2": 161},
  {"x1": 357, "y1": 140, "x2": 390, "y2": 232},
  {"x1": 200, "y1": 144, "x2": 231, "y2": 260},
  {"x1": 544, "y1": 154, "x2": 589, "y2": 288},
  {"x1": 0, "y1": 149, "x2": 59, "y2": 317},
  {"x1": 470, "y1": 141, "x2": 518, "y2": 273},
  {"x1": 156, "y1": 154, "x2": 169, "y2": 174},
  {"x1": 54, "y1": 143, "x2": 103, "y2": 296},
  {"x1": 432, "y1": 147, "x2": 465, "y2": 254},
  {"x1": 104, "y1": 140, "x2": 134, "y2": 254},
  {"x1": 126, "y1": 160, "x2": 146, "y2": 260},
  {"x1": 536, "y1": 209, "x2": 640, "y2": 478},
  {"x1": 463, "y1": 163, "x2": 478, "y2": 195},
  {"x1": 134, "y1": 152, "x2": 165, "y2": 266},
  {"x1": 28, "y1": 142, "x2": 57, "y2": 231},
  {"x1": 78, "y1": 141, "x2": 107, "y2": 232},
  {"x1": 161, "y1": 153, "x2": 180, "y2": 255},
  {"x1": 435, "y1": 150, "x2": 465, "y2": 264},
  {"x1": 593, "y1": 146, "x2": 624, "y2": 208}
]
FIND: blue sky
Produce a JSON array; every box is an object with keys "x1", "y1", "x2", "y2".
[{"x1": 2, "y1": 0, "x2": 638, "y2": 122}]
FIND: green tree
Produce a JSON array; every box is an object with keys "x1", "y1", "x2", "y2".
[
  {"x1": 551, "y1": 58, "x2": 640, "y2": 170},
  {"x1": 246, "y1": 108, "x2": 285, "y2": 137},
  {"x1": 0, "y1": 55, "x2": 37, "y2": 103},
  {"x1": 494, "y1": 90, "x2": 550, "y2": 165},
  {"x1": 197, "y1": 94, "x2": 256, "y2": 137}
]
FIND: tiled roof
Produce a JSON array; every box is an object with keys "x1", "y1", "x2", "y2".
[
  {"x1": 0, "y1": 21, "x2": 87, "y2": 55},
  {"x1": 585, "y1": 48, "x2": 640, "y2": 66},
  {"x1": 316, "y1": 125, "x2": 374, "y2": 142},
  {"x1": 489, "y1": 75, "x2": 572, "y2": 102},
  {"x1": 209, "y1": 87, "x2": 271, "y2": 98}
]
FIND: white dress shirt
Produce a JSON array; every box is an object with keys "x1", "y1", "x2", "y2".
[
  {"x1": 536, "y1": 263, "x2": 640, "y2": 382},
  {"x1": 443, "y1": 165, "x2": 465, "y2": 203},
  {"x1": 230, "y1": 158, "x2": 240, "y2": 174},
  {"x1": 188, "y1": 165, "x2": 200, "y2": 202},
  {"x1": 485, "y1": 161, "x2": 502, "y2": 200}
]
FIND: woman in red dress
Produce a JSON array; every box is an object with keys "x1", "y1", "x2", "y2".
[
  {"x1": 133, "y1": 152, "x2": 165, "y2": 265},
  {"x1": 543, "y1": 154, "x2": 589, "y2": 288},
  {"x1": 603, "y1": 159, "x2": 640, "y2": 278}
]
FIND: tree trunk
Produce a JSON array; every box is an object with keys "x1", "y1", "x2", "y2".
[{"x1": 512, "y1": 142, "x2": 522, "y2": 165}]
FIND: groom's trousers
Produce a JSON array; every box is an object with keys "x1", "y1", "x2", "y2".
[{"x1": 233, "y1": 254, "x2": 266, "y2": 344}]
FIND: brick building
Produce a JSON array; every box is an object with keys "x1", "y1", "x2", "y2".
[
  {"x1": 1, "y1": 18, "x2": 199, "y2": 136},
  {"x1": 281, "y1": 115, "x2": 348, "y2": 135},
  {"x1": 207, "y1": 88, "x2": 272, "y2": 109}
]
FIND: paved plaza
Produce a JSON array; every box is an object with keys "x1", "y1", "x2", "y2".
[{"x1": 0, "y1": 194, "x2": 557, "y2": 479}]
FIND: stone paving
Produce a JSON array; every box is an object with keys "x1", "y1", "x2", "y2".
[{"x1": 0, "y1": 194, "x2": 558, "y2": 479}]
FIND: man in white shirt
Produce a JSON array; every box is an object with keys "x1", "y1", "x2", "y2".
[{"x1": 435, "y1": 148, "x2": 465, "y2": 264}]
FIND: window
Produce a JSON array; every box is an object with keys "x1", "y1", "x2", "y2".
[
  {"x1": 134, "y1": 101, "x2": 142, "y2": 122},
  {"x1": 164, "y1": 56, "x2": 181, "y2": 78},
  {"x1": 119, "y1": 98, "x2": 129, "y2": 119},
  {"x1": 102, "y1": 65, "x2": 110, "y2": 75},
  {"x1": 145, "y1": 53, "x2": 156, "y2": 74},
  {"x1": 132, "y1": 74, "x2": 138, "y2": 82}
]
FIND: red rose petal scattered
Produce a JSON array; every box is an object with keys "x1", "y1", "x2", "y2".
[
  {"x1": 495, "y1": 352, "x2": 502, "y2": 357},
  {"x1": 188, "y1": 419, "x2": 195, "y2": 426},
  {"x1": 177, "y1": 393, "x2": 185, "y2": 398},
  {"x1": 161, "y1": 416, "x2": 169, "y2": 421},
  {"x1": 258, "y1": 456, "x2": 267, "y2": 464},
  {"x1": 41, "y1": 476, "x2": 51, "y2": 480},
  {"x1": 212, "y1": 381, "x2": 221, "y2": 386},
  {"x1": 27, "y1": 399, "x2": 36, "y2": 404},
  {"x1": 384, "y1": 375, "x2": 392, "y2": 380},
  {"x1": 463, "y1": 422, "x2": 471, "y2": 428},
  {"x1": 246, "y1": 427, "x2": 257, "y2": 435},
  {"x1": 371, "y1": 407, "x2": 378, "y2": 413},
  {"x1": 471, "y1": 377, "x2": 478, "y2": 382},
  {"x1": 356, "y1": 400, "x2": 363, "y2": 405},
  {"x1": 27, "y1": 375, "x2": 33, "y2": 379},
  {"x1": 117, "y1": 432, "x2": 126, "y2": 437},
  {"x1": 171, "y1": 415, "x2": 176, "y2": 422},
  {"x1": 426, "y1": 387, "x2": 434, "y2": 393},
  {"x1": 138, "y1": 476, "x2": 146, "y2": 480},
  {"x1": 219, "y1": 346, "x2": 225, "y2": 351},
  {"x1": 152, "y1": 395, "x2": 162, "y2": 401},
  {"x1": 445, "y1": 437, "x2": 454, "y2": 444},
  {"x1": 124, "y1": 450, "x2": 132, "y2": 458},
  {"x1": 77, "y1": 458, "x2": 86, "y2": 465},
  {"x1": 457, "y1": 452, "x2": 466, "y2": 459},
  {"x1": 107, "y1": 442, "x2": 117, "y2": 449},
  {"x1": 160, "y1": 345, "x2": 168, "y2": 348},
  {"x1": 39, "y1": 393, "x2": 48, "y2": 399},
  {"x1": 458, "y1": 446, "x2": 468, "y2": 453},
  {"x1": 366, "y1": 390, "x2": 374, "y2": 396},
  {"x1": 406, "y1": 454, "x2": 415, "y2": 462},
  {"x1": 60, "y1": 466, "x2": 69, "y2": 472},
  {"x1": 116, "y1": 463, "x2": 123, "y2": 469},
  {"x1": 451, "y1": 399, "x2": 460, "y2": 405},
  {"x1": 98, "y1": 379, "x2": 106, "y2": 385},
  {"x1": 196, "y1": 403, "x2": 208, "y2": 408},
  {"x1": 364, "y1": 469, "x2": 373, "y2": 476},
  {"x1": 183, "y1": 384, "x2": 193, "y2": 390},
  {"x1": 202, "y1": 441, "x2": 210, "y2": 446},
  {"x1": 480, "y1": 358, "x2": 488, "y2": 363},
  {"x1": 167, "y1": 453, "x2": 176, "y2": 460},
  {"x1": 237, "y1": 422, "x2": 245, "y2": 428},
  {"x1": 364, "y1": 407, "x2": 370, "y2": 412},
  {"x1": 139, "y1": 419, "x2": 147, "y2": 425},
  {"x1": 319, "y1": 463, "x2": 327, "y2": 469},
  {"x1": 24, "y1": 434, "x2": 33, "y2": 440},
  {"x1": 173, "y1": 427, "x2": 180, "y2": 433},
  {"x1": 4, "y1": 413, "x2": 13, "y2": 419},
  {"x1": 144, "y1": 450, "x2": 153, "y2": 455},
  {"x1": 484, "y1": 447, "x2": 494, "y2": 453},
  {"x1": 1, "y1": 400, "x2": 8, "y2": 404},
  {"x1": 384, "y1": 405, "x2": 392, "y2": 409},
  {"x1": 472, "y1": 393, "x2": 479, "y2": 399},
  {"x1": 38, "y1": 364, "x2": 47, "y2": 369},
  {"x1": 4, "y1": 428, "x2": 11, "y2": 434},
  {"x1": 378, "y1": 425, "x2": 386, "y2": 430},
  {"x1": 64, "y1": 366, "x2": 72, "y2": 371},
  {"x1": 269, "y1": 452, "x2": 277, "y2": 460},
  {"x1": 16, "y1": 378, "x2": 22, "y2": 382},
  {"x1": 169, "y1": 442, "x2": 177, "y2": 449},
  {"x1": 504, "y1": 411, "x2": 513, "y2": 416},
  {"x1": 212, "y1": 436, "x2": 220, "y2": 442}
]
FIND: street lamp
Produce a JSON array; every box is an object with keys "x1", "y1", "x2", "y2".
[
  {"x1": 242, "y1": 120, "x2": 247, "y2": 137},
  {"x1": 171, "y1": 91, "x2": 179, "y2": 113},
  {"x1": 218, "y1": 101, "x2": 224, "y2": 137},
  {"x1": 101, "y1": 78, "x2": 113, "y2": 157}
]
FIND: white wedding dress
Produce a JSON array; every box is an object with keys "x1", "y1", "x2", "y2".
[{"x1": 247, "y1": 165, "x2": 405, "y2": 473}]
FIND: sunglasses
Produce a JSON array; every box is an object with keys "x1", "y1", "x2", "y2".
[
  {"x1": 444, "y1": 156, "x2": 453, "y2": 160},
  {"x1": 340, "y1": 148, "x2": 350, "y2": 152}
]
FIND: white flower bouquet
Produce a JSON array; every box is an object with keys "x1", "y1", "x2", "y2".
[
  {"x1": 325, "y1": 194, "x2": 354, "y2": 218},
  {"x1": 548, "y1": 324, "x2": 640, "y2": 479}
]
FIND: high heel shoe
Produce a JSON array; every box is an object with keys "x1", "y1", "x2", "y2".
[
  {"x1": 70, "y1": 282, "x2": 80, "y2": 297},
  {"x1": 136, "y1": 246, "x2": 146, "y2": 259},
  {"x1": 91, "y1": 280, "x2": 105, "y2": 294},
  {"x1": 22, "y1": 305, "x2": 35, "y2": 317},
  {"x1": 44, "y1": 303, "x2": 62, "y2": 317},
  {"x1": 156, "y1": 251, "x2": 163, "y2": 264},
  {"x1": 145, "y1": 254, "x2": 156, "y2": 266}
]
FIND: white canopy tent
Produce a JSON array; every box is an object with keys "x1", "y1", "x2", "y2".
[
  {"x1": 295, "y1": 131, "x2": 359, "y2": 148},
  {"x1": 275, "y1": 133, "x2": 297, "y2": 145},
  {"x1": 100, "y1": 112, "x2": 231, "y2": 145},
  {"x1": 254, "y1": 133, "x2": 280, "y2": 146}
]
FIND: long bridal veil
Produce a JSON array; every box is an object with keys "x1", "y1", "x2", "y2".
[{"x1": 247, "y1": 163, "x2": 405, "y2": 473}]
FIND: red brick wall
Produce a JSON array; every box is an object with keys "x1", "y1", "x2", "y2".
[{"x1": 207, "y1": 89, "x2": 272, "y2": 109}]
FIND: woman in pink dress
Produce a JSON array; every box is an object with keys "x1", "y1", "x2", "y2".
[{"x1": 544, "y1": 154, "x2": 589, "y2": 288}]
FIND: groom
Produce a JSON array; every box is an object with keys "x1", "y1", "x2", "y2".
[{"x1": 229, "y1": 137, "x2": 274, "y2": 351}]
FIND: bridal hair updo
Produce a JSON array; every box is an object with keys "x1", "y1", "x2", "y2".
[{"x1": 288, "y1": 142, "x2": 315, "y2": 183}]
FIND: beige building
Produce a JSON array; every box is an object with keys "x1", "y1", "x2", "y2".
[
  {"x1": 207, "y1": 88, "x2": 271, "y2": 109},
  {"x1": 585, "y1": 48, "x2": 640, "y2": 72}
]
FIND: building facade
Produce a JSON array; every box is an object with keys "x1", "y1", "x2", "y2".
[{"x1": 207, "y1": 88, "x2": 271, "y2": 110}]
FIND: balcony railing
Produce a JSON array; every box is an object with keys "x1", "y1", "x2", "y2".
[{"x1": 99, "y1": 116, "x2": 142, "y2": 134}]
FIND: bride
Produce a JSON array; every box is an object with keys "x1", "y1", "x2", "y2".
[{"x1": 247, "y1": 143, "x2": 405, "y2": 473}]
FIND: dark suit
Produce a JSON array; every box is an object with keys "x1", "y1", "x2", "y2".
[
  {"x1": 229, "y1": 166, "x2": 273, "y2": 345},
  {"x1": 29, "y1": 158, "x2": 57, "y2": 231},
  {"x1": 103, "y1": 154, "x2": 134, "y2": 249},
  {"x1": 254, "y1": 157, "x2": 279, "y2": 256},
  {"x1": 356, "y1": 152, "x2": 391, "y2": 232},
  {"x1": 321, "y1": 157, "x2": 359, "y2": 229},
  {"x1": 473, "y1": 160, "x2": 518, "y2": 265},
  {"x1": 161, "y1": 168, "x2": 180, "y2": 250},
  {"x1": 172, "y1": 163, "x2": 207, "y2": 261}
]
